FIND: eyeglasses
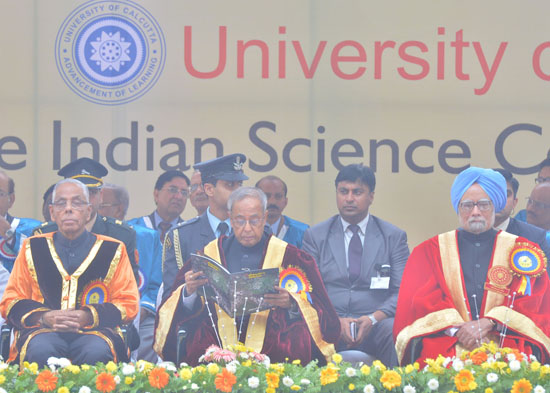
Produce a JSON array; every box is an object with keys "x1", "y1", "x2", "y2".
[
  {"x1": 458, "y1": 199, "x2": 493, "y2": 213},
  {"x1": 163, "y1": 186, "x2": 189, "y2": 197},
  {"x1": 535, "y1": 177, "x2": 550, "y2": 184},
  {"x1": 99, "y1": 203, "x2": 120, "y2": 208},
  {"x1": 190, "y1": 184, "x2": 203, "y2": 193},
  {"x1": 0, "y1": 190, "x2": 10, "y2": 198},
  {"x1": 526, "y1": 197, "x2": 550, "y2": 210},
  {"x1": 51, "y1": 199, "x2": 89, "y2": 211},
  {"x1": 232, "y1": 218, "x2": 263, "y2": 228}
]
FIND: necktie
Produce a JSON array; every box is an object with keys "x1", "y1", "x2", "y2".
[
  {"x1": 217, "y1": 222, "x2": 229, "y2": 237},
  {"x1": 348, "y1": 224, "x2": 362, "y2": 282},
  {"x1": 158, "y1": 221, "x2": 172, "y2": 243}
]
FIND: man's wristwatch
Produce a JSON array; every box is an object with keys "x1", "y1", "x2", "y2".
[{"x1": 368, "y1": 314, "x2": 378, "y2": 326}]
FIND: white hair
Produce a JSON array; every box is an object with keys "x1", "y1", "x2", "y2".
[
  {"x1": 52, "y1": 179, "x2": 90, "y2": 203},
  {"x1": 227, "y1": 187, "x2": 267, "y2": 212}
]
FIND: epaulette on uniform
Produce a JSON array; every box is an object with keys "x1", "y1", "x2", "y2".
[
  {"x1": 32, "y1": 221, "x2": 57, "y2": 235},
  {"x1": 101, "y1": 216, "x2": 134, "y2": 234},
  {"x1": 176, "y1": 216, "x2": 199, "y2": 229}
]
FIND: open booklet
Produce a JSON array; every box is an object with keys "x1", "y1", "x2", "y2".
[{"x1": 190, "y1": 253, "x2": 280, "y2": 317}]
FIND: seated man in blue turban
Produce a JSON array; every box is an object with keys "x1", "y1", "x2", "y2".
[{"x1": 394, "y1": 167, "x2": 550, "y2": 365}]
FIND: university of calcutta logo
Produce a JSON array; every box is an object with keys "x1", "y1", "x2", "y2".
[{"x1": 55, "y1": 0, "x2": 166, "y2": 105}]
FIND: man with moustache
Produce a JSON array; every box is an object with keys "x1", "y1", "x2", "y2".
[
  {"x1": 189, "y1": 170, "x2": 208, "y2": 216},
  {"x1": 394, "y1": 167, "x2": 550, "y2": 365},
  {"x1": 256, "y1": 175, "x2": 309, "y2": 248}
]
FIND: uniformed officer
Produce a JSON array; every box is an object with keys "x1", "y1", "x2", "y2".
[
  {"x1": 33, "y1": 158, "x2": 139, "y2": 282},
  {"x1": 161, "y1": 153, "x2": 248, "y2": 300}
]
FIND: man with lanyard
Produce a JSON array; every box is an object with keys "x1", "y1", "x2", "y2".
[
  {"x1": 154, "y1": 187, "x2": 340, "y2": 365},
  {"x1": 394, "y1": 167, "x2": 550, "y2": 365}
]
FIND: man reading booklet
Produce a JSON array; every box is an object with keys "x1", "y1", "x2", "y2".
[{"x1": 154, "y1": 187, "x2": 340, "y2": 365}]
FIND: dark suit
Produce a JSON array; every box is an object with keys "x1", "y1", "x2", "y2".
[
  {"x1": 302, "y1": 214, "x2": 409, "y2": 367},
  {"x1": 161, "y1": 212, "x2": 215, "y2": 300},
  {"x1": 505, "y1": 217, "x2": 550, "y2": 278}
]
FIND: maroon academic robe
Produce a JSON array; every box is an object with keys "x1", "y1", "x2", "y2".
[
  {"x1": 154, "y1": 234, "x2": 340, "y2": 365},
  {"x1": 394, "y1": 230, "x2": 550, "y2": 365}
]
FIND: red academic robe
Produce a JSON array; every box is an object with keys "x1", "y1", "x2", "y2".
[
  {"x1": 154, "y1": 235, "x2": 340, "y2": 365},
  {"x1": 394, "y1": 230, "x2": 550, "y2": 365}
]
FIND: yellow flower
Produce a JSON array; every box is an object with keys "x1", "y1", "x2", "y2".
[
  {"x1": 0, "y1": 375, "x2": 5, "y2": 385},
  {"x1": 266, "y1": 388, "x2": 275, "y2": 393},
  {"x1": 541, "y1": 365, "x2": 550, "y2": 375},
  {"x1": 180, "y1": 368, "x2": 192, "y2": 380},
  {"x1": 124, "y1": 376, "x2": 133, "y2": 385},
  {"x1": 291, "y1": 385, "x2": 301, "y2": 391},
  {"x1": 360, "y1": 365, "x2": 371, "y2": 375},
  {"x1": 266, "y1": 372, "x2": 280, "y2": 389},
  {"x1": 425, "y1": 356, "x2": 445, "y2": 374},
  {"x1": 404, "y1": 364, "x2": 415, "y2": 374},
  {"x1": 320, "y1": 366, "x2": 339, "y2": 386},
  {"x1": 413, "y1": 362, "x2": 420, "y2": 370},
  {"x1": 242, "y1": 360, "x2": 252, "y2": 367},
  {"x1": 57, "y1": 387, "x2": 69, "y2": 393},
  {"x1": 454, "y1": 369, "x2": 477, "y2": 392},
  {"x1": 65, "y1": 365, "x2": 80, "y2": 374},
  {"x1": 207, "y1": 363, "x2": 219, "y2": 375},
  {"x1": 105, "y1": 361, "x2": 117, "y2": 372},
  {"x1": 137, "y1": 359, "x2": 154, "y2": 373},
  {"x1": 530, "y1": 362, "x2": 541, "y2": 372},
  {"x1": 270, "y1": 363, "x2": 285, "y2": 374},
  {"x1": 372, "y1": 360, "x2": 387, "y2": 371},
  {"x1": 193, "y1": 365, "x2": 206, "y2": 374},
  {"x1": 28, "y1": 362, "x2": 38, "y2": 374},
  {"x1": 380, "y1": 370, "x2": 401, "y2": 390},
  {"x1": 332, "y1": 353, "x2": 343, "y2": 364},
  {"x1": 511, "y1": 378, "x2": 532, "y2": 393},
  {"x1": 349, "y1": 383, "x2": 355, "y2": 390},
  {"x1": 292, "y1": 359, "x2": 301, "y2": 365},
  {"x1": 485, "y1": 388, "x2": 494, "y2": 393}
]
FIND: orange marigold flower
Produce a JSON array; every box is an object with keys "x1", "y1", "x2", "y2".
[
  {"x1": 511, "y1": 378, "x2": 533, "y2": 393},
  {"x1": 380, "y1": 370, "x2": 402, "y2": 391},
  {"x1": 149, "y1": 367, "x2": 170, "y2": 389},
  {"x1": 454, "y1": 369, "x2": 477, "y2": 392},
  {"x1": 215, "y1": 368, "x2": 237, "y2": 393},
  {"x1": 470, "y1": 351, "x2": 488, "y2": 365},
  {"x1": 511, "y1": 349, "x2": 525, "y2": 362},
  {"x1": 320, "y1": 366, "x2": 339, "y2": 386},
  {"x1": 35, "y1": 370, "x2": 58, "y2": 392},
  {"x1": 96, "y1": 372, "x2": 116, "y2": 393},
  {"x1": 265, "y1": 372, "x2": 280, "y2": 389}
]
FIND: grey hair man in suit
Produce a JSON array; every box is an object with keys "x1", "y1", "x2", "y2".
[{"x1": 302, "y1": 163, "x2": 409, "y2": 367}]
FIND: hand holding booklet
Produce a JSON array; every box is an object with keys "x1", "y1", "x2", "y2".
[{"x1": 190, "y1": 253, "x2": 280, "y2": 317}]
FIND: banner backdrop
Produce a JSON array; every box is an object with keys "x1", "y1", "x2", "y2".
[{"x1": 1, "y1": 1, "x2": 549, "y2": 247}]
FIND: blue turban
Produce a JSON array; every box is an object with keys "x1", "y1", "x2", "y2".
[{"x1": 450, "y1": 167, "x2": 507, "y2": 213}]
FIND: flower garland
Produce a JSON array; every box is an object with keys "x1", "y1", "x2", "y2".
[{"x1": 0, "y1": 342, "x2": 550, "y2": 392}]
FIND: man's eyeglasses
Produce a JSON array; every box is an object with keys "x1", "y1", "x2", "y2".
[
  {"x1": 535, "y1": 177, "x2": 550, "y2": 184},
  {"x1": 0, "y1": 190, "x2": 10, "y2": 198},
  {"x1": 190, "y1": 184, "x2": 203, "y2": 193},
  {"x1": 458, "y1": 200, "x2": 493, "y2": 213},
  {"x1": 51, "y1": 199, "x2": 89, "y2": 211},
  {"x1": 526, "y1": 197, "x2": 550, "y2": 210},
  {"x1": 232, "y1": 218, "x2": 263, "y2": 228},
  {"x1": 163, "y1": 187, "x2": 189, "y2": 197}
]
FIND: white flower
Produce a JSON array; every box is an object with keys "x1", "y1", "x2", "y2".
[
  {"x1": 78, "y1": 387, "x2": 91, "y2": 393},
  {"x1": 0, "y1": 363, "x2": 7, "y2": 371},
  {"x1": 495, "y1": 352, "x2": 501, "y2": 359},
  {"x1": 122, "y1": 363, "x2": 135, "y2": 375},
  {"x1": 363, "y1": 384, "x2": 375, "y2": 393},
  {"x1": 179, "y1": 362, "x2": 189, "y2": 368},
  {"x1": 403, "y1": 384, "x2": 416, "y2": 393},
  {"x1": 47, "y1": 357, "x2": 59, "y2": 368},
  {"x1": 283, "y1": 376, "x2": 294, "y2": 387},
  {"x1": 464, "y1": 359, "x2": 473, "y2": 366},
  {"x1": 452, "y1": 358, "x2": 464, "y2": 371},
  {"x1": 486, "y1": 373, "x2": 498, "y2": 383},
  {"x1": 114, "y1": 375, "x2": 121, "y2": 384},
  {"x1": 57, "y1": 357, "x2": 71, "y2": 368},
  {"x1": 191, "y1": 383, "x2": 199, "y2": 390},
  {"x1": 534, "y1": 385, "x2": 546, "y2": 393},
  {"x1": 487, "y1": 355, "x2": 495, "y2": 364},
  {"x1": 509, "y1": 359, "x2": 521, "y2": 371},
  {"x1": 300, "y1": 378, "x2": 311, "y2": 385},
  {"x1": 157, "y1": 361, "x2": 177, "y2": 372},
  {"x1": 248, "y1": 377, "x2": 260, "y2": 388},
  {"x1": 507, "y1": 353, "x2": 516, "y2": 362},
  {"x1": 239, "y1": 352, "x2": 250, "y2": 359},
  {"x1": 0, "y1": 388, "x2": 6, "y2": 393},
  {"x1": 345, "y1": 367, "x2": 356, "y2": 377},
  {"x1": 530, "y1": 354, "x2": 538, "y2": 362},
  {"x1": 442, "y1": 357, "x2": 452, "y2": 367},
  {"x1": 226, "y1": 360, "x2": 238, "y2": 374},
  {"x1": 427, "y1": 378, "x2": 439, "y2": 390}
]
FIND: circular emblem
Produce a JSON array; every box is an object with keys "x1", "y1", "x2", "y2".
[
  {"x1": 55, "y1": 1, "x2": 166, "y2": 105},
  {"x1": 510, "y1": 243, "x2": 545, "y2": 277},
  {"x1": 137, "y1": 269, "x2": 147, "y2": 293},
  {"x1": 487, "y1": 266, "x2": 513, "y2": 286},
  {"x1": 0, "y1": 239, "x2": 16, "y2": 263},
  {"x1": 81, "y1": 281, "x2": 110, "y2": 306}
]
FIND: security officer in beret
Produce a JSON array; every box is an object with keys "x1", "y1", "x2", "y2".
[
  {"x1": 161, "y1": 153, "x2": 248, "y2": 300},
  {"x1": 33, "y1": 158, "x2": 139, "y2": 282}
]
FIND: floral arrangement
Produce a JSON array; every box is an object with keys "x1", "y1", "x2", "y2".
[{"x1": 0, "y1": 342, "x2": 549, "y2": 392}]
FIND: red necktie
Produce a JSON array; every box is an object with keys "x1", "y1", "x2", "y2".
[{"x1": 348, "y1": 224, "x2": 362, "y2": 282}]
